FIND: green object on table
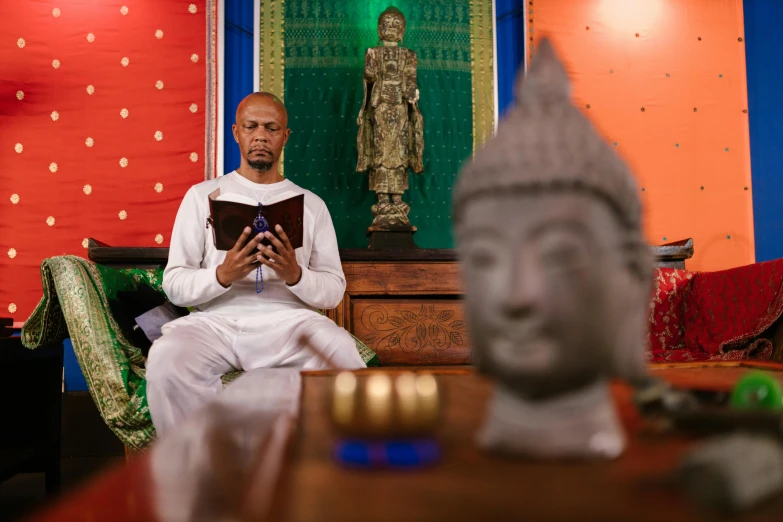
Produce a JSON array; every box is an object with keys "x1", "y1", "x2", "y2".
[{"x1": 730, "y1": 371, "x2": 783, "y2": 411}]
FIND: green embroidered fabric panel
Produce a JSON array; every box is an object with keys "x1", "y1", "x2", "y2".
[{"x1": 283, "y1": 0, "x2": 473, "y2": 248}]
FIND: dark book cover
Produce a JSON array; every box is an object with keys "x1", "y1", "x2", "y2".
[{"x1": 207, "y1": 190, "x2": 304, "y2": 251}]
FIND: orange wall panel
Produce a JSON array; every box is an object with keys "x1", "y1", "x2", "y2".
[{"x1": 530, "y1": 0, "x2": 753, "y2": 271}]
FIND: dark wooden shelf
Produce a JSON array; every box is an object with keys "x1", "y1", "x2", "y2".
[
  {"x1": 338, "y1": 249, "x2": 458, "y2": 261},
  {"x1": 87, "y1": 238, "x2": 694, "y2": 267}
]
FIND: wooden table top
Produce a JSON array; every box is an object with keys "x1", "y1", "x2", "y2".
[{"x1": 27, "y1": 363, "x2": 783, "y2": 522}]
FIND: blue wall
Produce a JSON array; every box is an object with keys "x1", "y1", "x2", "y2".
[
  {"x1": 744, "y1": 0, "x2": 783, "y2": 262},
  {"x1": 223, "y1": 0, "x2": 255, "y2": 175},
  {"x1": 495, "y1": 0, "x2": 526, "y2": 119}
]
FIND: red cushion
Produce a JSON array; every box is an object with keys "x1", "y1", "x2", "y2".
[{"x1": 683, "y1": 259, "x2": 783, "y2": 356}]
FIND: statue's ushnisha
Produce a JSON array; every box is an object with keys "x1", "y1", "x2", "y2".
[{"x1": 453, "y1": 39, "x2": 653, "y2": 459}]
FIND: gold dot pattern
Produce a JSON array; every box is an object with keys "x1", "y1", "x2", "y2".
[
  {"x1": 190, "y1": 152, "x2": 199, "y2": 162},
  {"x1": 3, "y1": 0, "x2": 212, "y2": 319}
]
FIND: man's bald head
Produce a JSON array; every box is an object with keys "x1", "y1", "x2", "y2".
[
  {"x1": 235, "y1": 92, "x2": 288, "y2": 127},
  {"x1": 232, "y1": 92, "x2": 291, "y2": 174}
]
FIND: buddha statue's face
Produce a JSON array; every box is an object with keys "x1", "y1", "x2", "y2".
[
  {"x1": 457, "y1": 191, "x2": 643, "y2": 400},
  {"x1": 378, "y1": 12, "x2": 405, "y2": 43}
]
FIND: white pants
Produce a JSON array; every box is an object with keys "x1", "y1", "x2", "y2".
[{"x1": 146, "y1": 309, "x2": 365, "y2": 434}]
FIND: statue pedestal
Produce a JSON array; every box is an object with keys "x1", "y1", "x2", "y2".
[{"x1": 367, "y1": 225, "x2": 418, "y2": 250}]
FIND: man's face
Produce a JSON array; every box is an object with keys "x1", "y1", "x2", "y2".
[
  {"x1": 232, "y1": 97, "x2": 290, "y2": 172},
  {"x1": 457, "y1": 192, "x2": 629, "y2": 400},
  {"x1": 378, "y1": 14, "x2": 404, "y2": 43}
]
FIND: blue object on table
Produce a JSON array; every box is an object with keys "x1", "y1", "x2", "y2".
[{"x1": 334, "y1": 439, "x2": 440, "y2": 469}]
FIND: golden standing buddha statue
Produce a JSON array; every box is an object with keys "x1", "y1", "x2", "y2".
[{"x1": 357, "y1": 6, "x2": 424, "y2": 241}]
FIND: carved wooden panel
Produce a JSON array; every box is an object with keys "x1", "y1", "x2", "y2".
[{"x1": 351, "y1": 299, "x2": 472, "y2": 365}]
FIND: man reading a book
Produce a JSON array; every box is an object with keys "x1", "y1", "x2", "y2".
[{"x1": 146, "y1": 92, "x2": 366, "y2": 434}]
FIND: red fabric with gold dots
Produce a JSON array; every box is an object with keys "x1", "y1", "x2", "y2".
[{"x1": 0, "y1": 1, "x2": 211, "y2": 320}]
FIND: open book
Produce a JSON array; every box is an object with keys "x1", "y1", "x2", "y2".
[{"x1": 207, "y1": 189, "x2": 304, "y2": 251}]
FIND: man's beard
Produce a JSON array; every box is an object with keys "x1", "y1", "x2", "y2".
[{"x1": 248, "y1": 158, "x2": 273, "y2": 172}]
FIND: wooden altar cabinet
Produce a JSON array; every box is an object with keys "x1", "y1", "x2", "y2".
[
  {"x1": 89, "y1": 239, "x2": 694, "y2": 367},
  {"x1": 324, "y1": 249, "x2": 470, "y2": 366}
]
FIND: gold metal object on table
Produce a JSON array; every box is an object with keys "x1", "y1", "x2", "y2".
[{"x1": 330, "y1": 372, "x2": 441, "y2": 438}]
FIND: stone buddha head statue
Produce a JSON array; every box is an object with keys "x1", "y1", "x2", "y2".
[
  {"x1": 378, "y1": 6, "x2": 406, "y2": 44},
  {"x1": 453, "y1": 40, "x2": 653, "y2": 407}
]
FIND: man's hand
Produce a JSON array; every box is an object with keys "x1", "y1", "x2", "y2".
[
  {"x1": 216, "y1": 227, "x2": 265, "y2": 287},
  {"x1": 257, "y1": 224, "x2": 302, "y2": 286}
]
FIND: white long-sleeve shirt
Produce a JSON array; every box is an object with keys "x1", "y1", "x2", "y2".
[{"x1": 162, "y1": 171, "x2": 346, "y2": 316}]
